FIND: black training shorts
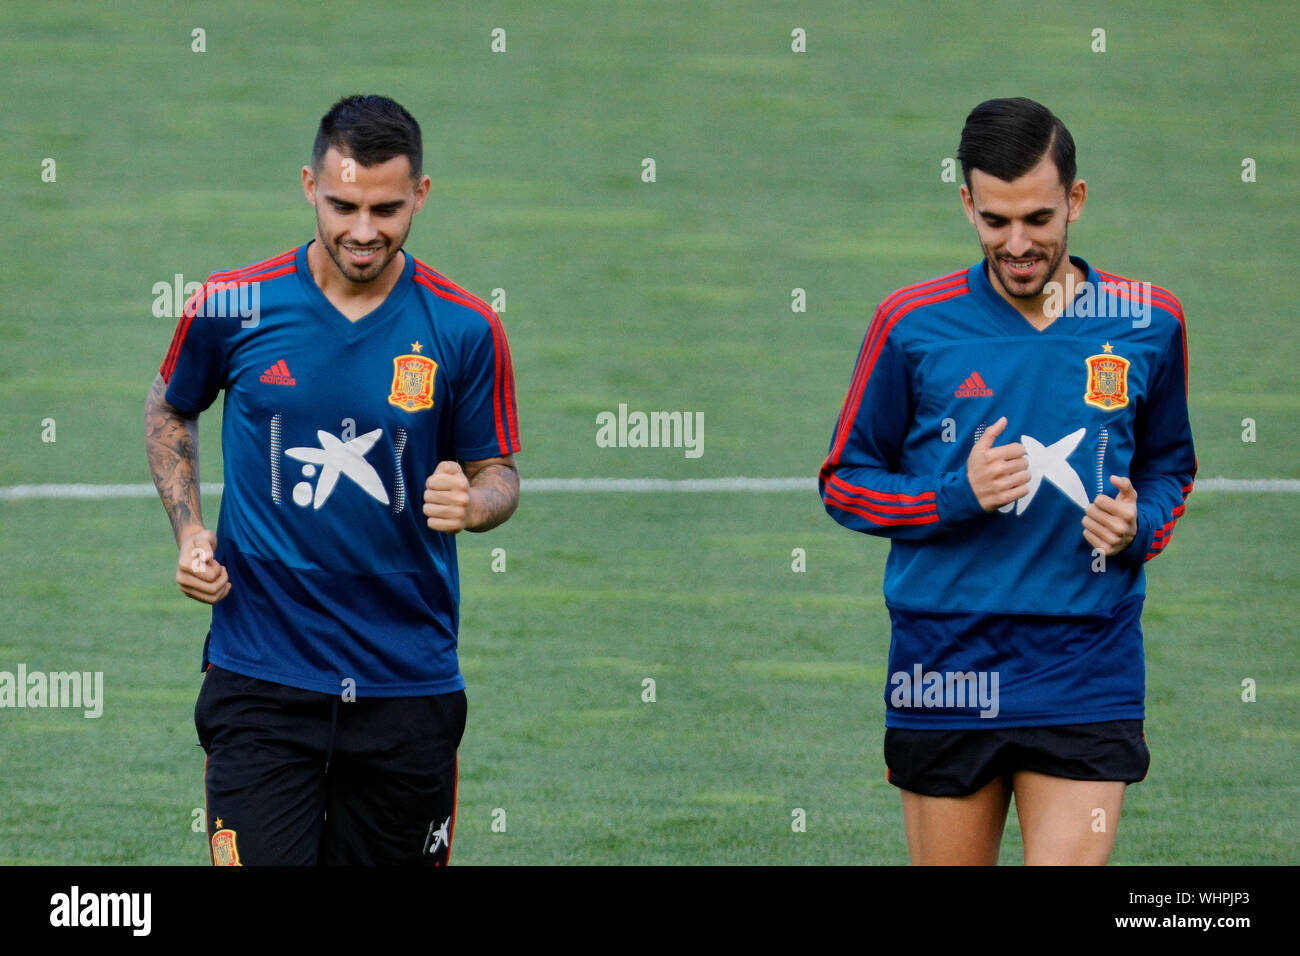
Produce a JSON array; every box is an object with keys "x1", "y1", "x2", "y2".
[
  {"x1": 195, "y1": 664, "x2": 466, "y2": 865},
  {"x1": 884, "y1": 719, "x2": 1150, "y2": 797}
]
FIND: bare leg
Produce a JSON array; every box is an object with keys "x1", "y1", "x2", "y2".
[
  {"x1": 1012, "y1": 771, "x2": 1127, "y2": 865},
  {"x1": 900, "y1": 774, "x2": 1012, "y2": 865}
]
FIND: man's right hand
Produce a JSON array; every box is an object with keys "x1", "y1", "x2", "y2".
[
  {"x1": 966, "y1": 416, "x2": 1031, "y2": 512},
  {"x1": 176, "y1": 527, "x2": 231, "y2": 604}
]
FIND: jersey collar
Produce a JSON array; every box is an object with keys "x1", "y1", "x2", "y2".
[
  {"x1": 968, "y1": 254, "x2": 1095, "y2": 337},
  {"x1": 296, "y1": 240, "x2": 416, "y2": 341}
]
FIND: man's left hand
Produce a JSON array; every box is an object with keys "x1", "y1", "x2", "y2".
[
  {"x1": 424, "y1": 460, "x2": 472, "y2": 533},
  {"x1": 1082, "y1": 475, "x2": 1138, "y2": 556}
]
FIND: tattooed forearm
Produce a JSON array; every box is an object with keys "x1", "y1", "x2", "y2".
[
  {"x1": 464, "y1": 458, "x2": 519, "y2": 532},
  {"x1": 145, "y1": 373, "x2": 204, "y2": 544}
]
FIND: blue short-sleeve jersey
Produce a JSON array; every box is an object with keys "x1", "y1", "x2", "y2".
[{"x1": 160, "y1": 242, "x2": 520, "y2": 696}]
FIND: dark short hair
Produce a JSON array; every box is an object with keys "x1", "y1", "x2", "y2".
[
  {"x1": 311, "y1": 94, "x2": 423, "y2": 180},
  {"x1": 956, "y1": 97, "x2": 1076, "y2": 190}
]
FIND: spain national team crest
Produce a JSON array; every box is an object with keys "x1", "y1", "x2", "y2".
[
  {"x1": 1084, "y1": 345, "x2": 1130, "y2": 411},
  {"x1": 388, "y1": 353, "x2": 437, "y2": 412},
  {"x1": 211, "y1": 827, "x2": 242, "y2": 866}
]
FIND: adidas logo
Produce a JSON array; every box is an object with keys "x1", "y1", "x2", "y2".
[
  {"x1": 260, "y1": 360, "x2": 296, "y2": 386},
  {"x1": 954, "y1": 371, "x2": 993, "y2": 398}
]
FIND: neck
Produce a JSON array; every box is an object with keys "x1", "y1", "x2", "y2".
[
  {"x1": 307, "y1": 240, "x2": 405, "y2": 303},
  {"x1": 989, "y1": 256, "x2": 1085, "y2": 331}
]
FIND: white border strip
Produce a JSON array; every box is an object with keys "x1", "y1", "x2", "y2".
[{"x1": 0, "y1": 476, "x2": 1296, "y2": 500}]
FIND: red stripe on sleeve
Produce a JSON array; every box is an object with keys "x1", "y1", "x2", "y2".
[
  {"x1": 824, "y1": 281, "x2": 968, "y2": 471},
  {"x1": 412, "y1": 270, "x2": 515, "y2": 455},
  {"x1": 832, "y1": 273, "x2": 967, "y2": 451},
  {"x1": 159, "y1": 251, "x2": 299, "y2": 382},
  {"x1": 160, "y1": 282, "x2": 218, "y2": 381},
  {"x1": 414, "y1": 264, "x2": 520, "y2": 451}
]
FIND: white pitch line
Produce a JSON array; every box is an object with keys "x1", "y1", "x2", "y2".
[
  {"x1": 523, "y1": 477, "x2": 814, "y2": 493},
  {"x1": 0, "y1": 476, "x2": 1297, "y2": 501}
]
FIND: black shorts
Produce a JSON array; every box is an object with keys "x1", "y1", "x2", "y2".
[
  {"x1": 195, "y1": 664, "x2": 467, "y2": 865},
  {"x1": 884, "y1": 719, "x2": 1149, "y2": 797}
]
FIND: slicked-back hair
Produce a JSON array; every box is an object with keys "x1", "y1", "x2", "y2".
[
  {"x1": 956, "y1": 97, "x2": 1076, "y2": 191},
  {"x1": 311, "y1": 94, "x2": 423, "y2": 181}
]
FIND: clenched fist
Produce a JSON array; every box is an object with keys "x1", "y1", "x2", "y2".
[
  {"x1": 423, "y1": 460, "x2": 472, "y2": 533},
  {"x1": 176, "y1": 527, "x2": 230, "y2": 604}
]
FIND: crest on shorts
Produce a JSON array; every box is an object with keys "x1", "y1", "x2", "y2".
[
  {"x1": 211, "y1": 827, "x2": 242, "y2": 866},
  {"x1": 1084, "y1": 345, "x2": 1129, "y2": 411},
  {"x1": 388, "y1": 353, "x2": 437, "y2": 412}
]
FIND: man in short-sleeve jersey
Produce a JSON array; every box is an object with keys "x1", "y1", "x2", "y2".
[{"x1": 146, "y1": 94, "x2": 520, "y2": 865}]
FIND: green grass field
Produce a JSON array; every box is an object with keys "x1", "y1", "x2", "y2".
[{"x1": 1, "y1": 1, "x2": 1297, "y2": 864}]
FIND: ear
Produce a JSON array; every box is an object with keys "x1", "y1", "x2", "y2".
[
  {"x1": 412, "y1": 174, "x2": 432, "y2": 213},
  {"x1": 302, "y1": 165, "x2": 317, "y2": 206},
  {"x1": 959, "y1": 183, "x2": 976, "y2": 225},
  {"x1": 1066, "y1": 178, "x2": 1087, "y2": 223}
]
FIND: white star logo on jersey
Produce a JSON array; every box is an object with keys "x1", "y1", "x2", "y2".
[
  {"x1": 285, "y1": 428, "x2": 390, "y2": 510},
  {"x1": 998, "y1": 427, "x2": 1090, "y2": 515}
]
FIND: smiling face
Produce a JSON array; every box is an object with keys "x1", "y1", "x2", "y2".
[
  {"x1": 960, "y1": 153, "x2": 1086, "y2": 308},
  {"x1": 302, "y1": 146, "x2": 431, "y2": 287}
]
